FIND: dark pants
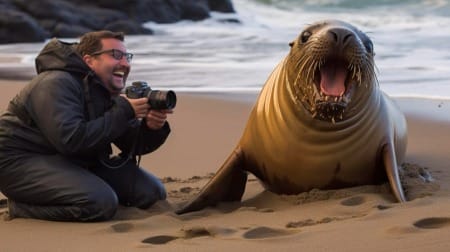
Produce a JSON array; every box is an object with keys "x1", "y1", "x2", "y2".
[{"x1": 0, "y1": 154, "x2": 166, "y2": 222}]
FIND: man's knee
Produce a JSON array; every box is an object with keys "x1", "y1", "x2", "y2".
[
  {"x1": 81, "y1": 190, "x2": 119, "y2": 221},
  {"x1": 151, "y1": 181, "x2": 167, "y2": 202},
  {"x1": 135, "y1": 179, "x2": 167, "y2": 209}
]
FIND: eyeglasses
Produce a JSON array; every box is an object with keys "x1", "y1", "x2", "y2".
[{"x1": 91, "y1": 49, "x2": 133, "y2": 63}]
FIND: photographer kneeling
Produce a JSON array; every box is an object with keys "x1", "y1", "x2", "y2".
[{"x1": 0, "y1": 31, "x2": 174, "y2": 222}]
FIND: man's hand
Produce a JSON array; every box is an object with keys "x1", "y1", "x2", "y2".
[
  {"x1": 123, "y1": 96, "x2": 150, "y2": 118},
  {"x1": 145, "y1": 109, "x2": 173, "y2": 130}
]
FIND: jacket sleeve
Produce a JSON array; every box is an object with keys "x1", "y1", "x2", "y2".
[{"x1": 25, "y1": 71, "x2": 135, "y2": 156}]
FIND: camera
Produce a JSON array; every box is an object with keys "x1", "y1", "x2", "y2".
[{"x1": 125, "y1": 81, "x2": 177, "y2": 110}]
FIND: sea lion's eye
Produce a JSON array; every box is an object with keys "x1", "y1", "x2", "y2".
[
  {"x1": 300, "y1": 31, "x2": 312, "y2": 43},
  {"x1": 364, "y1": 40, "x2": 374, "y2": 54}
]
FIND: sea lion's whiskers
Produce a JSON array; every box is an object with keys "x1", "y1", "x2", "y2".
[
  {"x1": 306, "y1": 60, "x2": 316, "y2": 83},
  {"x1": 293, "y1": 61, "x2": 307, "y2": 104}
]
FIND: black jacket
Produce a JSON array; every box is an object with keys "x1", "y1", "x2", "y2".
[{"x1": 0, "y1": 39, "x2": 170, "y2": 167}]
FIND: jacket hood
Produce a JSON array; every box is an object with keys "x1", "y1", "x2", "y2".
[{"x1": 35, "y1": 38, "x2": 90, "y2": 75}]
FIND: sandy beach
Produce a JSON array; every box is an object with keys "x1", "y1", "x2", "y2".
[{"x1": 1, "y1": 79, "x2": 450, "y2": 252}]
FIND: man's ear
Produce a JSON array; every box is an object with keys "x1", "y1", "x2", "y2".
[{"x1": 83, "y1": 55, "x2": 94, "y2": 67}]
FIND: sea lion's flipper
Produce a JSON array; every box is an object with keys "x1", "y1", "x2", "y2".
[
  {"x1": 382, "y1": 144, "x2": 406, "y2": 202},
  {"x1": 176, "y1": 147, "x2": 248, "y2": 214}
]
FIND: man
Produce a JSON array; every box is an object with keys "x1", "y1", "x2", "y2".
[{"x1": 0, "y1": 31, "x2": 173, "y2": 222}]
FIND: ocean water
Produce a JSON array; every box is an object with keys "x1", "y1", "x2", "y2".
[{"x1": 1, "y1": 0, "x2": 450, "y2": 99}]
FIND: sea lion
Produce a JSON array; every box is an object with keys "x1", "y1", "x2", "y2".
[{"x1": 177, "y1": 20, "x2": 407, "y2": 214}]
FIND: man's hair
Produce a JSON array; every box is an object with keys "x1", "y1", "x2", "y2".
[{"x1": 76, "y1": 30, "x2": 125, "y2": 57}]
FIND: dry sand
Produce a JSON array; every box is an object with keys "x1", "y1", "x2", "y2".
[{"x1": 1, "y1": 79, "x2": 450, "y2": 251}]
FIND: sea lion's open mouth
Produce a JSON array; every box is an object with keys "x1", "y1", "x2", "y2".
[
  {"x1": 311, "y1": 58, "x2": 353, "y2": 122},
  {"x1": 318, "y1": 59, "x2": 348, "y2": 97}
]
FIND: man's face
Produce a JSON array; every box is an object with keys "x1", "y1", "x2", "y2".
[{"x1": 84, "y1": 38, "x2": 131, "y2": 95}]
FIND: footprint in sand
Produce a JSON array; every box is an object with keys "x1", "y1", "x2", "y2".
[
  {"x1": 110, "y1": 222, "x2": 134, "y2": 233},
  {"x1": 413, "y1": 217, "x2": 450, "y2": 229},
  {"x1": 141, "y1": 226, "x2": 297, "y2": 244},
  {"x1": 141, "y1": 226, "x2": 237, "y2": 245},
  {"x1": 386, "y1": 217, "x2": 450, "y2": 236},
  {"x1": 242, "y1": 226, "x2": 297, "y2": 239},
  {"x1": 181, "y1": 226, "x2": 213, "y2": 239},
  {"x1": 142, "y1": 235, "x2": 178, "y2": 245},
  {"x1": 340, "y1": 196, "x2": 365, "y2": 206},
  {"x1": 376, "y1": 204, "x2": 393, "y2": 210}
]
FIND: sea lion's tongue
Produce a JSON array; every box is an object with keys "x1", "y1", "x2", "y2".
[{"x1": 320, "y1": 63, "x2": 347, "y2": 96}]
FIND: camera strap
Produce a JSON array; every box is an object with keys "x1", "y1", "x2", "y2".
[
  {"x1": 98, "y1": 120, "x2": 143, "y2": 170},
  {"x1": 83, "y1": 71, "x2": 137, "y2": 169}
]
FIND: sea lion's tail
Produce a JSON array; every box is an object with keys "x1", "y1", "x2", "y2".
[{"x1": 176, "y1": 147, "x2": 248, "y2": 215}]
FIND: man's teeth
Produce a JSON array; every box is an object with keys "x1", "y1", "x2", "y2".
[{"x1": 113, "y1": 71, "x2": 125, "y2": 77}]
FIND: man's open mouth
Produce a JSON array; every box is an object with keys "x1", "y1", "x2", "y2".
[{"x1": 113, "y1": 71, "x2": 125, "y2": 78}]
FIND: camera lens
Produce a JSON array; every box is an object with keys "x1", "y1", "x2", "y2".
[{"x1": 148, "y1": 90, "x2": 177, "y2": 109}]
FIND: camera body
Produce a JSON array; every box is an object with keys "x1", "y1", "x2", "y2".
[{"x1": 125, "y1": 81, "x2": 177, "y2": 110}]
